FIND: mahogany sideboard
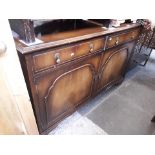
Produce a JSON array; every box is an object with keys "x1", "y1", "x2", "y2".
[{"x1": 9, "y1": 20, "x2": 142, "y2": 134}]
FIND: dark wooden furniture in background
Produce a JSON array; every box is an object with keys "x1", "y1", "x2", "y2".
[
  {"x1": 9, "y1": 19, "x2": 142, "y2": 134},
  {"x1": 128, "y1": 27, "x2": 155, "y2": 67},
  {"x1": 9, "y1": 19, "x2": 35, "y2": 43}
]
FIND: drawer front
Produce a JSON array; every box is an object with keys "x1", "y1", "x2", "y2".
[
  {"x1": 33, "y1": 38, "x2": 105, "y2": 72},
  {"x1": 106, "y1": 29, "x2": 140, "y2": 49},
  {"x1": 76, "y1": 38, "x2": 104, "y2": 55}
]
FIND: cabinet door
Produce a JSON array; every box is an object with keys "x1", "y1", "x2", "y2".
[
  {"x1": 33, "y1": 54, "x2": 101, "y2": 132},
  {"x1": 45, "y1": 65, "x2": 94, "y2": 125},
  {"x1": 98, "y1": 47, "x2": 129, "y2": 91}
]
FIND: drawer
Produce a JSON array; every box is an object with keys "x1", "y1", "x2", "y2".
[
  {"x1": 76, "y1": 38, "x2": 105, "y2": 55},
  {"x1": 33, "y1": 38, "x2": 105, "y2": 72},
  {"x1": 106, "y1": 29, "x2": 140, "y2": 49}
]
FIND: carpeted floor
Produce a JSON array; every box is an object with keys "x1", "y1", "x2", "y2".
[
  {"x1": 49, "y1": 51, "x2": 155, "y2": 135},
  {"x1": 49, "y1": 112, "x2": 107, "y2": 135}
]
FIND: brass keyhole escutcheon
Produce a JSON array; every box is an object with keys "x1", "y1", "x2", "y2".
[
  {"x1": 55, "y1": 53, "x2": 61, "y2": 64},
  {"x1": 115, "y1": 37, "x2": 119, "y2": 45}
]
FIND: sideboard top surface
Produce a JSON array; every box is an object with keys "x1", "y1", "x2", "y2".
[{"x1": 14, "y1": 23, "x2": 141, "y2": 54}]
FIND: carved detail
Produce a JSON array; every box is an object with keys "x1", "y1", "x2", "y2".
[
  {"x1": 102, "y1": 47, "x2": 128, "y2": 71},
  {"x1": 44, "y1": 64, "x2": 95, "y2": 102},
  {"x1": 44, "y1": 64, "x2": 95, "y2": 124},
  {"x1": 99, "y1": 47, "x2": 128, "y2": 91}
]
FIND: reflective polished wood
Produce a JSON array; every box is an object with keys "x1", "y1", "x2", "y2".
[{"x1": 12, "y1": 20, "x2": 141, "y2": 134}]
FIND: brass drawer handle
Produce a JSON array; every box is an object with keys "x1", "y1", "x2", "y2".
[
  {"x1": 55, "y1": 53, "x2": 61, "y2": 64},
  {"x1": 89, "y1": 43, "x2": 94, "y2": 52},
  {"x1": 115, "y1": 37, "x2": 119, "y2": 45},
  {"x1": 115, "y1": 40, "x2": 119, "y2": 45}
]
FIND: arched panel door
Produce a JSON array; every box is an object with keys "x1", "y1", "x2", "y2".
[
  {"x1": 98, "y1": 47, "x2": 128, "y2": 91},
  {"x1": 44, "y1": 64, "x2": 95, "y2": 125}
]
